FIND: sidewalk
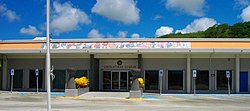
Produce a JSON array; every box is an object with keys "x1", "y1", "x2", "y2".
[{"x1": 0, "y1": 92, "x2": 250, "y2": 111}]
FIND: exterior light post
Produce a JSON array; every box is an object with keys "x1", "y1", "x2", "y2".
[{"x1": 46, "y1": 0, "x2": 51, "y2": 111}]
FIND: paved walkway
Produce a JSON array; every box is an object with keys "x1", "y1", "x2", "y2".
[{"x1": 0, "y1": 91, "x2": 250, "y2": 111}]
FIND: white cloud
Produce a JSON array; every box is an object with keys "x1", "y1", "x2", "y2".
[
  {"x1": 92, "y1": 0, "x2": 140, "y2": 24},
  {"x1": 117, "y1": 31, "x2": 128, "y2": 38},
  {"x1": 235, "y1": 0, "x2": 250, "y2": 8},
  {"x1": 131, "y1": 33, "x2": 140, "y2": 38},
  {"x1": 153, "y1": 15, "x2": 163, "y2": 21},
  {"x1": 33, "y1": 37, "x2": 46, "y2": 40},
  {"x1": 176, "y1": 17, "x2": 217, "y2": 34},
  {"x1": 165, "y1": 0, "x2": 206, "y2": 17},
  {"x1": 155, "y1": 26, "x2": 174, "y2": 37},
  {"x1": 20, "y1": 25, "x2": 42, "y2": 36},
  {"x1": 240, "y1": 5, "x2": 250, "y2": 21},
  {"x1": 51, "y1": 1, "x2": 91, "y2": 35},
  {"x1": 0, "y1": 4, "x2": 19, "y2": 22},
  {"x1": 87, "y1": 29, "x2": 104, "y2": 38},
  {"x1": 107, "y1": 33, "x2": 114, "y2": 38},
  {"x1": 0, "y1": 4, "x2": 7, "y2": 13}
]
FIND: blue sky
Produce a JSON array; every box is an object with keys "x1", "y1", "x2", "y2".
[{"x1": 0, "y1": 0, "x2": 250, "y2": 40}]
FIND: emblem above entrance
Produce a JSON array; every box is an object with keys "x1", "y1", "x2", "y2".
[{"x1": 117, "y1": 60, "x2": 122, "y2": 66}]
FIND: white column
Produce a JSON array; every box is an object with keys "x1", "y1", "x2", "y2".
[
  {"x1": 187, "y1": 54, "x2": 191, "y2": 93},
  {"x1": 2, "y1": 55, "x2": 8, "y2": 90},
  {"x1": 236, "y1": 54, "x2": 240, "y2": 93}
]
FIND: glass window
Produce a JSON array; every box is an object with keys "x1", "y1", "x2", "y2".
[
  {"x1": 196, "y1": 70, "x2": 209, "y2": 90},
  {"x1": 217, "y1": 70, "x2": 232, "y2": 90},
  {"x1": 145, "y1": 70, "x2": 159, "y2": 90},
  {"x1": 9, "y1": 69, "x2": 23, "y2": 88},
  {"x1": 120, "y1": 72, "x2": 128, "y2": 90},
  {"x1": 53, "y1": 70, "x2": 66, "y2": 89},
  {"x1": 168, "y1": 70, "x2": 183, "y2": 90},
  {"x1": 112, "y1": 72, "x2": 119, "y2": 89},
  {"x1": 103, "y1": 71, "x2": 111, "y2": 90},
  {"x1": 75, "y1": 70, "x2": 88, "y2": 78},
  {"x1": 29, "y1": 70, "x2": 43, "y2": 88}
]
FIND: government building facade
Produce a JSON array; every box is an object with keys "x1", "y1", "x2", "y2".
[{"x1": 0, "y1": 38, "x2": 250, "y2": 93}]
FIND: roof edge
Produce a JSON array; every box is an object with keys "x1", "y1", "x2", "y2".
[{"x1": 1, "y1": 38, "x2": 250, "y2": 43}]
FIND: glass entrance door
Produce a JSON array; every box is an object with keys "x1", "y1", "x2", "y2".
[
  {"x1": 103, "y1": 71, "x2": 111, "y2": 89},
  {"x1": 112, "y1": 72, "x2": 119, "y2": 90},
  {"x1": 103, "y1": 71, "x2": 128, "y2": 91},
  {"x1": 120, "y1": 72, "x2": 128, "y2": 90}
]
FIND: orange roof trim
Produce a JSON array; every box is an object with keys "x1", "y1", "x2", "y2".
[
  {"x1": 0, "y1": 43, "x2": 43, "y2": 50},
  {"x1": 191, "y1": 42, "x2": 250, "y2": 48}
]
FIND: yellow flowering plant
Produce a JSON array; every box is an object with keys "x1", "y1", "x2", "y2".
[
  {"x1": 137, "y1": 78, "x2": 144, "y2": 88},
  {"x1": 74, "y1": 76, "x2": 89, "y2": 88},
  {"x1": 130, "y1": 78, "x2": 144, "y2": 88}
]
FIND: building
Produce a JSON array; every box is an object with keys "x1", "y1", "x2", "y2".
[{"x1": 0, "y1": 38, "x2": 250, "y2": 93}]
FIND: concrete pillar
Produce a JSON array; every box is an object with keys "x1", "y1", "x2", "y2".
[
  {"x1": 236, "y1": 54, "x2": 240, "y2": 93},
  {"x1": 187, "y1": 54, "x2": 191, "y2": 93},
  {"x1": 138, "y1": 54, "x2": 142, "y2": 75},
  {"x1": 93, "y1": 58, "x2": 99, "y2": 91},
  {"x1": 90, "y1": 54, "x2": 100, "y2": 91},
  {"x1": 2, "y1": 55, "x2": 8, "y2": 90},
  {"x1": 90, "y1": 54, "x2": 94, "y2": 91}
]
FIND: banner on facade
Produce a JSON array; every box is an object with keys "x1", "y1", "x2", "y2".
[{"x1": 41, "y1": 42, "x2": 191, "y2": 49}]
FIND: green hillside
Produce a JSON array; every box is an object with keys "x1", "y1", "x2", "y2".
[{"x1": 159, "y1": 21, "x2": 250, "y2": 38}]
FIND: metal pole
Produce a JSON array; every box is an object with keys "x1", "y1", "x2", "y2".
[
  {"x1": 194, "y1": 77, "x2": 196, "y2": 95},
  {"x1": 160, "y1": 76, "x2": 162, "y2": 95},
  {"x1": 228, "y1": 78, "x2": 230, "y2": 96},
  {"x1": 11, "y1": 75, "x2": 13, "y2": 93},
  {"x1": 36, "y1": 76, "x2": 39, "y2": 93},
  {"x1": 46, "y1": 0, "x2": 51, "y2": 110}
]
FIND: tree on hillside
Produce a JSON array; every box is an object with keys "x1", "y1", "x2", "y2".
[
  {"x1": 229, "y1": 22, "x2": 250, "y2": 38},
  {"x1": 159, "y1": 21, "x2": 250, "y2": 38},
  {"x1": 204, "y1": 24, "x2": 230, "y2": 38}
]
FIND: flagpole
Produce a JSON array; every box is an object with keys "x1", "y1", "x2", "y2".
[{"x1": 46, "y1": 0, "x2": 51, "y2": 111}]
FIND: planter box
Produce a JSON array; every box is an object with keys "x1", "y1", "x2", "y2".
[
  {"x1": 65, "y1": 87, "x2": 89, "y2": 96},
  {"x1": 129, "y1": 89, "x2": 142, "y2": 98},
  {"x1": 78, "y1": 87, "x2": 89, "y2": 95}
]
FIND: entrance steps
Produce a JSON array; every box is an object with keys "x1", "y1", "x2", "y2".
[{"x1": 79, "y1": 92, "x2": 129, "y2": 99}]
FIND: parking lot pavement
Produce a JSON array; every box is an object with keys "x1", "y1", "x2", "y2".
[{"x1": 1, "y1": 92, "x2": 250, "y2": 111}]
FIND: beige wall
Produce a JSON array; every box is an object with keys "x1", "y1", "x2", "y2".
[
  {"x1": 191, "y1": 58, "x2": 235, "y2": 70},
  {"x1": 240, "y1": 59, "x2": 250, "y2": 71},
  {"x1": 51, "y1": 58, "x2": 90, "y2": 70},
  {"x1": 142, "y1": 58, "x2": 186, "y2": 70}
]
